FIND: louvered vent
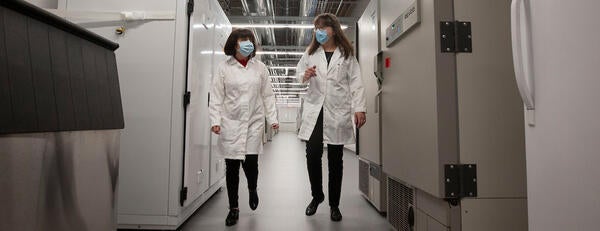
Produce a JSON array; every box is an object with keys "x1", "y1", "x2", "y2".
[
  {"x1": 387, "y1": 177, "x2": 414, "y2": 231},
  {"x1": 359, "y1": 159, "x2": 369, "y2": 196}
]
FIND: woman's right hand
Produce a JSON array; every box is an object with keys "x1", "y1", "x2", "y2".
[
  {"x1": 211, "y1": 125, "x2": 221, "y2": 134},
  {"x1": 303, "y1": 65, "x2": 317, "y2": 82}
]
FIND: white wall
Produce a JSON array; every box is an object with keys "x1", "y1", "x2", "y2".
[
  {"x1": 24, "y1": 0, "x2": 58, "y2": 8},
  {"x1": 525, "y1": 1, "x2": 600, "y2": 230}
]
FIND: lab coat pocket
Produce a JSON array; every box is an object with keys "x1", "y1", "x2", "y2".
[{"x1": 220, "y1": 117, "x2": 242, "y2": 145}]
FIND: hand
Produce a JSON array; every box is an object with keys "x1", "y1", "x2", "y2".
[
  {"x1": 354, "y1": 112, "x2": 366, "y2": 128},
  {"x1": 303, "y1": 65, "x2": 317, "y2": 82},
  {"x1": 272, "y1": 123, "x2": 279, "y2": 130},
  {"x1": 211, "y1": 125, "x2": 221, "y2": 134}
]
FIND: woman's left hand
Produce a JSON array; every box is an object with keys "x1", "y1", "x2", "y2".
[
  {"x1": 354, "y1": 112, "x2": 366, "y2": 128},
  {"x1": 272, "y1": 123, "x2": 279, "y2": 130}
]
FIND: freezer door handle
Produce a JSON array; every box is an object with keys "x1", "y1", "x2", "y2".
[
  {"x1": 374, "y1": 89, "x2": 382, "y2": 114},
  {"x1": 511, "y1": 0, "x2": 535, "y2": 110}
]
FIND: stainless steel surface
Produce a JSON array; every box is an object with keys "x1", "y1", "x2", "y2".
[{"x1": 0, "y1": 130, "x2": 120, "y2": 231}]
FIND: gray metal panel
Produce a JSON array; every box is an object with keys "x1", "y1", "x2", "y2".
[
  {"x1": 381, "y1": 0, "x2": 457, "y2": 198},
  {"x1": 387, "y1": 177, "x2": 415, "y2": 231},
  {"x1": 454, "y1": 0, "x2": 527, "y2": 198},
  {"x1": 461, "y1": 198, "x2": 528, "y2": 231},
  {"x1": 414, "y1": 188, "x2": 452, "y2": 226},
  {"x1": 357, "y1": 0, "x2": 382, "y2": 165},
  {"x1": 426, "y1": 218, "x2": 450, "y2": 231}
]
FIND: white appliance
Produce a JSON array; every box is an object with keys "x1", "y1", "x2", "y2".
[
  {"x1": 511, "y1": 1, "x2": 600, "y2": 230},
  {"x1": 51, "y1": 0, "x2": 230, "y2": 229},
  {"x1": 357, "y1": 0, "x2": 386, "y2": 213}
]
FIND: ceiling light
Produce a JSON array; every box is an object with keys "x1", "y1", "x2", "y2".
[
  {"x1": 274, "y1": 92, "x2": 307, "y2": 95},
  {"x1": 272, "y1": 89, "x2": 307, "y2": 91},
  {"x1": 232, "y1": 24, "x2": 349, "y2": 29},
  {"x1": 257, "y1": 51, "x2": 304, "y2": 55},
  {"x1": 271, "y1": 83, "x2": 306, "y2": 85},
  {"x1": 200, "y1": 50, "x2": 225, "y2": 55},
  {"x1": 270, "y1": 76, "x2": 297, "y2": 79},
  {"x1": 269, "y1": 66, "x2": 297, "y2": 70}
]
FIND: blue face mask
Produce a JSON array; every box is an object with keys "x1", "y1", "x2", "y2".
[
  {"x1": 238, "y1": 40, "x2": 254, "y2": 57},
  {"x1": 315, "y1": 29, "x2": 329, "y2": 44}
]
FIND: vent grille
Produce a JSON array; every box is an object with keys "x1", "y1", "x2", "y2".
[
  {"x1": 359, "y1": 159, "x2": 369, "y2": 196},
  {"x1": 387, "y1": 177, "x2": 414, "y2": 231}
]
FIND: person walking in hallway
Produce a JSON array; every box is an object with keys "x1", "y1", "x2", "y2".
[
  {"x1": 296, "y1": 13, "x2": 367, "y2": 222},
  {"x1": 209, "y1": 28, "x2": 279, "y2": 227}
]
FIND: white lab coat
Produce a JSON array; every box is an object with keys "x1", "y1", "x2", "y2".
[
  {"x1": 209, "y1": 57, "x2": 278, "y2": 160},
  {"x1": 296, "y1": 47, "x2": 366, "y2": 144}
]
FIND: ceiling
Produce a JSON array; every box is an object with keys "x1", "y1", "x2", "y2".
[{"x1": 216, "y1": 0, "x2": 369, "y2": 105}]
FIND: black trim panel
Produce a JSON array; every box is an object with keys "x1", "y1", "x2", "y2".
[
  {"x1": 0, "y1": 3, "x2": 124, "y2": 134},
  {"x1": 0, "y1": 0, "x2": 119, "y2": 51}
]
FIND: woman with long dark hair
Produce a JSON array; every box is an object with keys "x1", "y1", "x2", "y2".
[{"x1": 296, "y1": 13, "x2": 367, "y2": 222}]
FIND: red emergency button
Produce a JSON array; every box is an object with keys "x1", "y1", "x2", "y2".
[{"x1": 385, "y1": 57, "x2": 391, "y2": 68}]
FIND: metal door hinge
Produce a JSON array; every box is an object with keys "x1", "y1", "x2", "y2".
[
  {"x1": 440, "y1": 21, "x2": 472, "y2": 53},
  {"x1": 184, "y1": 91, "x2": 191, "y2": 108},
  {"x1": 187, "y1": 0, "x2": 194, "y2": 16},
  {"x1": 180, "y1": 187, "x2": 188, "y2": 206},
  {"x1": 444, "y1": 164, "x2": 477, "y2": 200}
]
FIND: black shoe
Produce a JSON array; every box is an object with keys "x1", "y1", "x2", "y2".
[
  {"x1": 225, "y1": 209, "x2": 239, "y2": 226},
  {"x1": 249, "y1": 190, "x2": 259, "y2": 210},
  {"x1": 305, "y1": 197, "x2": 324, "y2": 216},
  {"x1": 330, "y1": 207, "x2": 342, "y2": 222}
]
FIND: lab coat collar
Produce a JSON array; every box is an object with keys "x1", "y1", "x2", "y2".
[
  {"x1": 227, "y1": 56, "x2": 256, "y2": 67},
  {"x1": 316, "y1": 46, "x2": 342, "y2": 73}
]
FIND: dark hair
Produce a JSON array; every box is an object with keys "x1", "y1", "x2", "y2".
[
  {"x1": 224, "y1": 28, "x2": 257, "y2": 57},
  {"x1": 308, "y1": 13, "x2": 354, "y2": 59}
]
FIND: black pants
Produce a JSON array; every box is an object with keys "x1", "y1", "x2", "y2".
[
  {"x1": 306, "y1": 109, "x2": 344, "y2": 207},
  {"x1": 225, "y1": 155, "x2": 258, "y2": 209}
]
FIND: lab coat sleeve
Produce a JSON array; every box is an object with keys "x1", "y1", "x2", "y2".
[
  {"x1": 209, "y1": 64, "x2": 225, "y2": 127},
  {"x1": 261, "y1": 65, "x2": 279, "y2": 125},
  {"x1": 296, "y1": 52, "x2": 310, "y2": 83},
  {"x1": 349, "y1": 56, "x2": 367, "y2": 113}
]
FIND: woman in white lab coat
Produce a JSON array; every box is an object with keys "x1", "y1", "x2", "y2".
[
  {"x1": 209, "y1": 28, "x2": 279, "y2": 226},
  {"x1": 296, "y1": 13, "x2": 367, "y2": 222}
]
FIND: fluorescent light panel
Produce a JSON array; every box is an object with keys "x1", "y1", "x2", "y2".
[
  {"x1": 271, "y1": 83, "x2": 306, "y2": 85},
  {"x1": 270, "y1": 76, "x2": 297, "y2": 79},
  {"x1": 257, "y1": 51, "x2": 304, "y2": 55},
  {"x1": 269, "y1": 66, "x2": 297, "y2": 69},
  {"x1": 232, "y1": 24, "x2": 349, "y2": 29}
]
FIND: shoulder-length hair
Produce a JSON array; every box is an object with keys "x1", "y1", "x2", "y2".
[
  {"x1": 307, "y1": 13, "x2": 354, "y2": 59},
  {"x1": 224, "y1": 28, "x2": 257, "y2": 58}
]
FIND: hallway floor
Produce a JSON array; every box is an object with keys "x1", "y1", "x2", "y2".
[{"x1": 179, "y1": 132, "x2": 392, "y2": 231}]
